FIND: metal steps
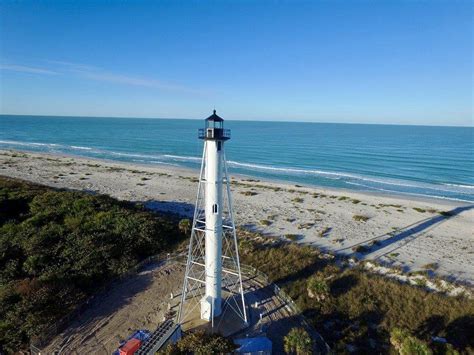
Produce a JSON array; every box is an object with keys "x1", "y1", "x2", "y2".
[{"x1": 135, "y1": 319, "x2": 179, "y2": 355}]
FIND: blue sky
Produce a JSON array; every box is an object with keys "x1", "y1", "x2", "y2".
[{"x1": 0, "y1": 0, "x2": 472, "y2": 126}]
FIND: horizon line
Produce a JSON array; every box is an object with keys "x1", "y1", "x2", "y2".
[{"x1": 0, "y1": 113, "x2": 472, "y2": 128}]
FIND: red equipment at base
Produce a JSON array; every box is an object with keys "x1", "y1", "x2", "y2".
[{"x1": 119, "y1": 338, "x2": 142, "y2": 355}]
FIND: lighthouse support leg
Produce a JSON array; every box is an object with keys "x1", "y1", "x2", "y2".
[
  {"x1": 222, "y1": 150, "x2": 248, "y2": 324},
  {"x1": 177, "y1": 142, "x2": 207, "y2": 323}
]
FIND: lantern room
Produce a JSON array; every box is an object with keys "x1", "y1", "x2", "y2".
[{"x1": 198, "y1": 110, "x2": 231, "y2": 141}]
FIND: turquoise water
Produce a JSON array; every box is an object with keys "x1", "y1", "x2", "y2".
[{"x1": 1, "y1": 115, "x2": 473, "y2": 202}]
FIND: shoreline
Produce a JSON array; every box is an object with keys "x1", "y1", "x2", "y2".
[
  {"x1": 1, "y1": 148, "x2": 473, "y2": 286},
  {"x1": 3, "y1": 148, "x2": 467, "y2": 208}
]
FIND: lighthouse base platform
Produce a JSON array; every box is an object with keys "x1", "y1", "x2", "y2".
[
  {"x1": 178, "y1": 291, "x2": 249, "y2": 337},
  {"x1": 200, "y1": 295, "x2": 222, "y2": 321}
]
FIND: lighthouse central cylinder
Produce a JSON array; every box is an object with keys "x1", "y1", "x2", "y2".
[{"x1": 201, "y1": 139, "x2": 223, "y2": 320}]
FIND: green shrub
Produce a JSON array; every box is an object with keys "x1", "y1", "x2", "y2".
[
  {"x1": 307, "y1": 274, "x2": 329, "y2": 301},
  {"x1": 159, "y1": 330, "x2": 235, "y2": 354},
  {"x1": 400, "y1": 335, "x2": 432, "y2": 355},
  {"x1": 284, "y1": 327, "x2": 312, "y2": 354},
  {"x1": 178, "y1": 218, "x2": 191, "y2": 236},
  {"x1": 0, "y1": 177, "x2": 185, "y2": 352},
  {"x1": 390, "y1": 328, "x2": 410, "y2": 350},
  {"x1": 422, "y1": 263, "x2": 438, "y2": 270},
  {"x1": 413, "y1": 207, "x2": 427, "y2": 213},
  {"x1": 439, "y1": 211, "x2": 454, "y2": 217}
]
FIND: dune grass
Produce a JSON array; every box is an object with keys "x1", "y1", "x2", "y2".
[
  {"x1": 238, "y1": 231, "x2": 474, "y2": 354},
  {"x1": 413, "y1": 207, "x2": 427, "y2": 213},
  {"x1": 439, "y1": 210, "x2": 455, "y2": 217},
  {"x1": 353, "y1": 214, "x2": 370, "y2": 222},
  {"x1": 285, "y1": 234, "x2": 301, "y2": 241},
  {"x1": 319, "y1": 227, "x2": 331, "y2": 238},
  {"x1": 240, "y1": 190, "x2": 258, "y2": 196}
]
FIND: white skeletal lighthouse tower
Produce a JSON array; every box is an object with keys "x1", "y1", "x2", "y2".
[{"x1": 178, "y1": 111, "x2": 247, "y2": 327}]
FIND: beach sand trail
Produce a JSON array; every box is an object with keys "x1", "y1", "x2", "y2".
[{"x1": 43, "y1": 263, "x2": 184, "y2": 354}]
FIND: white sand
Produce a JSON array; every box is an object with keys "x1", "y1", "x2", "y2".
[
  {"x1": 43, "y1": 261, "x2": 185, "y2": 354},
  {"x1": 1, "y1": 149, "x2": 473, "y2": 286}
]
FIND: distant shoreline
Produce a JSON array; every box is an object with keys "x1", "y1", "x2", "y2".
[{"x1": 2, "y1": 147, "x2": 467, "y2": 207}]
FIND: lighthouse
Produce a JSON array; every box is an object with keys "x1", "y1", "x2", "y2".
[
  {"x1": 178, "y1": 111, "x2": 247, "y2": 327},
  {"x1": 200, "y1": 110, "x2": 227, "y2": 319}
]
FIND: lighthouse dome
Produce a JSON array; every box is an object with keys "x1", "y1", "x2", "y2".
[{"x1": 205, "y1": 110, "x2": 224, "y2": 122}]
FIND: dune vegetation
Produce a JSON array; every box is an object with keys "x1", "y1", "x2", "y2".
[
  {"x1": 1, "y1": 176, "x2": 473, "y2": 354},
  {"x1": 159, "y1": 330, "x2": 236, "y2": 354},
  {"x1": 238, "y1": 232, "x2": 474, "y2": 354},
  {"x1": 0, "y1": 177, "x2": 185, "y2": 353}
]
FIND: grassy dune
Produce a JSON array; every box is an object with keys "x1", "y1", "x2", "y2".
[{"x1": 239, "y1": 232, "x2": 474, "y2": 354}]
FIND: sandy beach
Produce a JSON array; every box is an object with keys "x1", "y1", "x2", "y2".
[{"x1": 1, "y1": 149, "x2": 473, "y2": 287}]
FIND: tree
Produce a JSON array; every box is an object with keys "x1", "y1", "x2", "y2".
[{"x1": 284, "y1": 327, "x2": 312, "y2": 355}]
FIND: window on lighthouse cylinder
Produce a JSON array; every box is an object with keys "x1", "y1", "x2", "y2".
[{"x1": 212, "y1": 204, "x2": 218, "y2": 214}]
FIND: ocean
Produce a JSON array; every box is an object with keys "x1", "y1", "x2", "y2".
[{"x1": 1, "y1": 115, "x2": 473, "y2": 203}]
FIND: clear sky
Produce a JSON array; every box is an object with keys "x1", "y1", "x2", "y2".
[{"x1": 0, "y1": 0, "x2": 472, "y2": 126}]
